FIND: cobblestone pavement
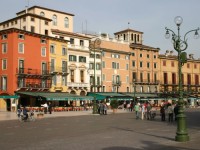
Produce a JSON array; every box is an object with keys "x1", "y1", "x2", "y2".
[{"x1": 0, "y1": 108, "x2": 199, "y2": 150}]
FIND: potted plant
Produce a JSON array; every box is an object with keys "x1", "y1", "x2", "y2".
[{"x1": 110, "y1": 100, "x2": 119, "y2": 113}]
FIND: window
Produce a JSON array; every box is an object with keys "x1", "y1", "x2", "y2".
[
  {"x1": 112, "y1": 62, "x2": 119, "y2": 69},
  {"x1": 147, "y1": 62, "x2": 150, "y2": 68},
  {"x1": 69, "y1": 55, "x2": 77, "y2": 62},
  {"x1": 154, "y1": 73, "x2": 157, "y2": 83},
  {"x1": 172, "y1": 73, "x2": 176, "y2": 84},
  {"x1": 140, "y1": 73, "x2": 143, "y2": 82},
  {"x1": 41, "y1": 47, "x2": 46, "y2": 57},
  {"x1": 194, "y1": 64, "x2": 197, "y2": 69},
  {"x1": 125, "y1": 55, "x2": 129, "y2": 60},
  {"x1": 18, "y1": 60, "x2": 24, "y2": 74},
  {"x1": 2, "y1": 43, "x2": 7, "y2": 53},
  {"x1": 41, "y1": 39, "x2": 46, "y2": 44},
  {"x1": 62, "y1": 76, "x2": 67, "y2": 86},
  {"x1": 64, "y1": 17, "x2": 69, "y2": 28},
  {"x1": 70, "y1": 70, "x2": 74, "y2": 82},
  {"x1": 132, "y1": 61, "x2": 135, "y2": 67},
  {"x1": 31, "y1": 17, "x2": 35, "y2": 22},
  {"x1": 126, "y1": 64, "x2": 129, "y2": 70},
  {"x1": 31, "y1": 26, "x2": 35, "y2": 32},
  {"x1": 42, "y1": 62, "x2": 47, "y2": 74},
  {"x1": 18, "y1": 34, "x2": 25, "y2": 39},
  {"x1": 70, "y1": 38, "x2": 74, "y2": 44},
  {"x1": 52, "y1": 75, "x2": 56, "y2": 86},
  {"x1": 40, "y1": 12, "x2": 45, "y2": 17},
  {"x1": 154, "y1": 63, "x2": 157, "y2": 69},
  {"x1": 154, "y1": 55, "x2": 157, "y2": 59},
  {"x1": 96, "y1": 54, "x2": 101, "y2": 59},
  {"x1": 50, "y1": 59, "x2": 55, "y2": 72},
  {"x1": 164, "y1": 73, "x2": 168, "y2": 84},
  {"x1": 102, "y1": 51, "x2": 105, "y2": 57},
  {"x1": 187, "y1": 63, "x2": 190, "y2": 68},
  {"x1": 147, "y1": 54, "x2": 150, "y2": 58},
  {"x1": 147, "y1": 73, "x2": 150, "y2": 82},
  {"x1": 102, "y1": 61, "x2": 105, "y2": 68},
  {"x1": 79, "y1": 56, "x2": 86, "y2": 63},
  {"x1": 96, "y1": 63, "x2": 101, "y2": 70},
  {"x1": 62, "y1": 61, "x2": 67, "y2": 72},
  {"x1": 80, "y1": 40, "x2": 84, "y2": 46},
  {"x1": 140, "y1": 54, "x2": 142, "y2": 57},
  {"x1": 1, "y1": 34, "x2": 7, "y2": 39},
  {"x1": 1, "y1": 76, "x2": 7, "y2": 91},
  {"x1": 50, "y1": 45, "x2": 55, "y2": 54},
  {"x1": 80, "y1": 70, "x2": 84, "y2": 83},
  {"x1": 23, "y1": 26, "x2": 26, "y2": 30},
  {"x1": 171, "y1": 61, "x2": 174, "y2": 67},
  {"x1": 62, "y1": 47, "x2": 67, "y2": 56},
  {"x1": 102, "y1": 74, "x2": 105, "y2": 81},
  {"x1": 163, "y1": 60, "x2": 166, "y2": 66},
  {"x1": 52, "y1": 15, "x2": 57, "y2": 26},
  {"x1": 2, "y1": 59, "x2": 7, "y2": 70},
  {"x1": 18, "y1": 43, "x2": 24, "y2": 53},
  {"x1": 140, "y1": 62, "x2": 143, "y2": 68},
  {"x1": 45, "y1": 21, "x2": 48, "y2": 25},
  {"x1": 89, "y1": 63, "x2": 94, "y2": 69},
  {"x1": 126, "y1": 76, "x2": 129, "y2": 83}
]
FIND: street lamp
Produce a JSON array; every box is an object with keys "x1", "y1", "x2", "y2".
[
  {"x1": 89, "y1": 38, "x2": 101, "y2": 114},
  {"x1": 165, "y1": 16, "x2": 199, "y2": 142}
]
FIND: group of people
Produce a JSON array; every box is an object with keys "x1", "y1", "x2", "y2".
[
  {"x1": 134, "y1": 102, "x2": 154, "y2": 120},
  {"x1": 98, "y1": 102, "x2": 108, "y2": 115},
  {"x1": 160, "y1": 103, "x2": 179, "y2": 122},
  {"x1": 17, "y1": 104, "x2": 34, "y2": 120}
]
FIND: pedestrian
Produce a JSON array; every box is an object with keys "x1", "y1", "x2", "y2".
[
  {"x1": 167, "y1": 103, "x2": 174, "y2": 122},
  {"x1": 99, "y1": 102, "x2": 104, "y2": 115},
  {"x1": 134, "y1": 103, "x2": 140, "y2": 119},
  {"x1": 146, "y1": 103, "x2": 152, "y2": 120},
  {"x1": 174, "y1": 103, "x2": 179, "y2": 121},
  {"x1": 141, "y1": 103, "x2": 146, "y2": 120},
  {"x1": 103, "y1": 102, "x2": 108, "y2": 115},
  {"x1": 160, "y1": 104, "x2": 166, "y2": 121},
  {"x1": 48, "y1": 102, "x2": 52, "y2": 114},
  {"x1": 41, "y1": 102, "x2": 48, "y2": 114}
]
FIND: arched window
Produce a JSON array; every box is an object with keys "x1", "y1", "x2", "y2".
[
  {"x1": 52, "y1": 14, "x2": 57, "y2": 26},
  {"x1": 40, "y1": 12, "x2": 45, "y2": 17},
  {"x1": 64, "y1": 17, "x2": 69, "y2": 28}
]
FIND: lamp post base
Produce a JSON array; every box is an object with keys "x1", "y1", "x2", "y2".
[
  {"x1": 175, "y1": 109, "x2": 189, "y2": 142},
  {"x1": 175, "y1": 134, "x2": 189, "y2": 142}
]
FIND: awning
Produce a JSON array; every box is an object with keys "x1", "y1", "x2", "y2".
[
  {"x1": 16, "y1": 92, "x2": 93, "y2": 101},
  {"x1": 122, "y1": 93, "x2": 159, "y2": 98},
  {"x1": 0, "y1": 95, "x2": 19, "y2": 99},
  {"x1": 87, "y1": 92, "x2": 133, "y2": 101}
]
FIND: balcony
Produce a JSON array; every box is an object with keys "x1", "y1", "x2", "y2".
[
  {"x1": 17, "y1": 82, "x2": 51, "y2": 91},
  {"x1": 16, "y1": 68, "x2": 52, "y2": 78},
  {"x1": 133, "y1": 79, "x2": 160, "y2": 85},
  {"x1": 112, "y1": 81, "x2": 121, "y2": 86},
  {"x1": 50, "y1": 66, "x2": 68, "y2": 76},
  {"x1": 67, "y1": 82, "x2": 90, "y2": 89}
]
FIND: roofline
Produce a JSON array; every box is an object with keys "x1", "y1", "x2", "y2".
[
  {"x1": 51, "y1": 29, "x2": 91, "y2": 39},
  {"x1": 0, "y1": 28, "x2": 69, "y2": 43},
  {"x1": 16, "y1": 5, "x2": 75, "y2": 16},
  {"x1": 0, "y1": 13, "x2": 52, "y2": 25},
  {"x1": 114, "y1": 28, "x2": 143, "y2": 35}
]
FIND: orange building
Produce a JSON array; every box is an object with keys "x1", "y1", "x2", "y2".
[{"x1": 0, "y1": 28, "x2": 52, "y2": 111}]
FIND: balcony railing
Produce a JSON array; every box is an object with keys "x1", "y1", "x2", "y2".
[
  {"x1": 133, "y1": 79, "x2": 160, "y2": 84},
  {"x1": 18, "y1": 82, "x2": 51, "y2": 89},
  {"x1": 16, "y1": 68, "x2": 51, "y2": 75},
  {"x1": 67, "y1": 82, "x2": 90, "y2": 88},
  {"x1": 112, "y1": 81, "x2": 121, "y2": 86}
]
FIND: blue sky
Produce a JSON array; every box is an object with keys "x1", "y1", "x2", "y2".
[{"x1": 1, "y1": 0, "x2": 200, "y2": 58}]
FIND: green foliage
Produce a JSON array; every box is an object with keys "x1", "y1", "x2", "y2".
[{"x1": 110, "y1": 100, "x2": 119, "y2": 109}]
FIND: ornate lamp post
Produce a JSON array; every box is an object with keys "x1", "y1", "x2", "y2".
[
  {"x1": 89, "y1": 38, "x2": 101, "y2": 114},
  {"x1": 165, "y1": 16, "x2": 199, "y2": 142}
]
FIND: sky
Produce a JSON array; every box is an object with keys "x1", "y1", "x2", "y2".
[{"x1": 0, "y1": 0, "x2": 200, "y2": 58}]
